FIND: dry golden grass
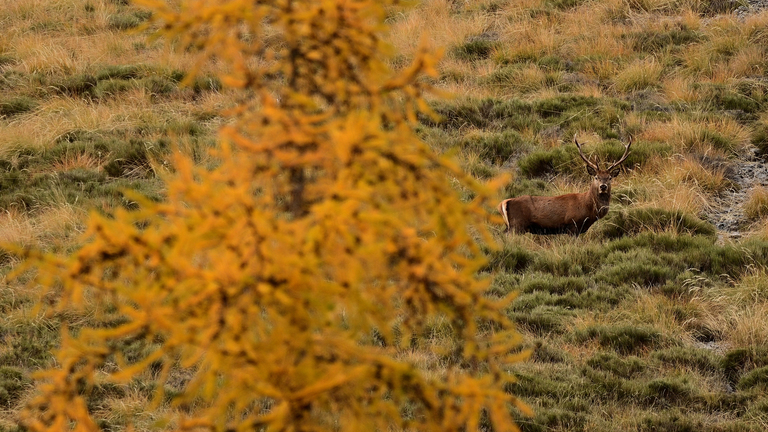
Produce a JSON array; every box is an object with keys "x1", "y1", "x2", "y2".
[
  {"x1": 692, "y1": 265, "x2": 768, "y2": 348},
  {"x1": 387, "y1": 0, "x2": 490, "y2": 59},
  {"x1": 613, "y1": 57, "x2": 664, "y2": 93},
  {"x1": 662, "y1": 73, "x2": 701, "y2": 105},
  {"x1": 722, "y1": 44, "x2": 768, "y2": 79},
  {"x1": 659, "y1": 156, "x2": 732, "y2": 194},
  {"x1": 744, "y1": 186, "x2": 768, "y2": 221},
  {"x1": 0, "y1": 204, "x2": 85, "y2": 248},
  {"x1": 641, "y1": 116, "x2": 750, "y2": 156},
  {"x1": 615, "y1": 163, "x2": 709, "y2": 215}
]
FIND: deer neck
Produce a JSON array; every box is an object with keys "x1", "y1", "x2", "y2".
[{"x1": 589, "y1": 185, "x2": 611, "y2": 219}]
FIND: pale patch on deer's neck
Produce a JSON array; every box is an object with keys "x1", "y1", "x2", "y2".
[{"x1": 590, "y1": 186, "x2": 611, "y2": 219}]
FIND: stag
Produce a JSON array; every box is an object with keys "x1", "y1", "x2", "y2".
[{"x1": 498, "y1": 135, "x2": 632, "y2": 235}]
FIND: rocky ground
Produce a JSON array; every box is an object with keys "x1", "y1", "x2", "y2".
[
  {"x1": 735, "y1": 0, "x2": 768, "y2": 19},
  {"x1": 705, "y1": 150, "x2": 768, "y2": 241}
]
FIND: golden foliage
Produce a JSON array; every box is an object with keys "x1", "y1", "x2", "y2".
[{"x1": 16, "y1": 0, "x2": 528, "y2": 431}]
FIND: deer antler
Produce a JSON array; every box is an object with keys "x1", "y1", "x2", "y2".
[
  {"x1": 573, "y1": 134, "x2": 599, "y2": 172},
  {"x1": 606, "y1": 135, "x2": 633, "y2": 172}
]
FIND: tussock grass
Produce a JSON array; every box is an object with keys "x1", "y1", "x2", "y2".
[
  {"x1": 613, "y1": 57, "x2": 664, "y2": 93},
  {"x1": 744, "y1": 186, "x2": 768, "y2": 221}
]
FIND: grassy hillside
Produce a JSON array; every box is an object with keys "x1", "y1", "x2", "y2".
[{"x1": 2, "y1": 0, "x2": 768, "y2": 430}]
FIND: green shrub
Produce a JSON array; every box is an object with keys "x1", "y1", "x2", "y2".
[
  {"x1": 103, "y1": 138, "x2": 166, "y2": 178},
  {"x1": 579, "y1": 366, "x2": 644, "y2": 402},
  {"x1": 507, "y1": 368, "x2": 581, "y2": 400},
  {"x1": 701, "y1": 83, "x2": 762, "y2": 113},
  {"x1": 592, "y1": 139, "x2": 672, "y2": 171}
]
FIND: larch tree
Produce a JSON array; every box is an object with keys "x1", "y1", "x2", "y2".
[{"x1": 17, "y1": 0, "x2": 530, "y2": 430}]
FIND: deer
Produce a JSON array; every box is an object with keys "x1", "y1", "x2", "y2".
[{"x1": 497, "y1": 135, "x2": 632, "y2": 235}]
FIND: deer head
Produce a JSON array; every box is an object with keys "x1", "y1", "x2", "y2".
[{"x1": 574, "y1": 134, "x2": 632, "y2": 198}]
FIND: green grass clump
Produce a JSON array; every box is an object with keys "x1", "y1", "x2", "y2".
[
  {"x1": 737, "y1": 366, "x2": 768, "y2": 391},
  {"x1": 587, "y1": 352, "x2": 647, "y2": 378},
  {"x1": 722, "y1": 347, "x2": 768, "y2": 387},
  {"x1": 0, "y1": 97, "x2": 37, "y2": 117},
  {"x1": 574, "y1": 325, "x2": 664, "y2": 354},
  {"x1": 750, "y1": 123, "x2": 768, "y2": 156},
  {"x1": 93, "y1": 78, "x2": 135, "y2": 99},
  {"x1": 460, "y1": 130, "x2": 530, "y2": 164},
  {"x1": 629, "y1": 24, "x2": 704, "y2": 53},
  {"x1": 108, "y1": 10, "x2": 152, "y2": 30},
  {"x1": 545, "y1": 0, "x2": 588, "y2": 9},
  {"x1": 0, "y1": 322, "x2": 58, "y2": 368},
  {"x1": 512, "y1": 285, "x2": 630, "y2": 311},
  {"x1": 522, "y1": 407, "x2": 587, "y2": 432},
  {"x1": 518, "y1": 145, "x2": 580, "y2": 178},
  {"x1": 595, "y1": 207, "x2": 716, "y2": 239},
  {"x1": 530, "y1": 342, "x2": 571, "y2": 363},
  {"x1": 499, "y1": 178, "x2": 550, "y2": 199},
  {"x1": 95, "y1": 64, "x2": 147, "y2": 81},
  {"x1": 0, "y1": 367, "x2": 30, "y2": 408},
  {"x1": 519, "y1": 273, "x2": 589, "y2": 295},
  {"x1": 511, "y1": 306, "x2": 575, "y2": 335},
  {"x1": 50, "y1": 74, "x2": 98, "y2": 97},
  {"x1": 638, "y1": 409, "x2": 702, "y2": 432},
  {"x1": 484, "y1": 244, "x2": 536, "y2": 273},
  {"x1": 700, "y1": 83, "x2": 763, "y2": 114},
  {"x1": 595, "y1": 249, "x2": 673, "y2": 287},
  {"x1": 450, "y1": 39, "x2": 499, "y2": 62},
  {"x1": 651, "y1": 347, "x2": 719, "y2": 374}
]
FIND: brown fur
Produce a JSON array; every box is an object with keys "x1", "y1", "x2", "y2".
[{"x1": 498, "y1": 136, "x2": 631, "y2": 236}]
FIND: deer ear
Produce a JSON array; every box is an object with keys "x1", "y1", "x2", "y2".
[
  {"x1": 610, "y1": 166, "x2": 622, "y2": 177},
  {"x1": 586, "y1": 165, "x2": 597, "y2": 176}
]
